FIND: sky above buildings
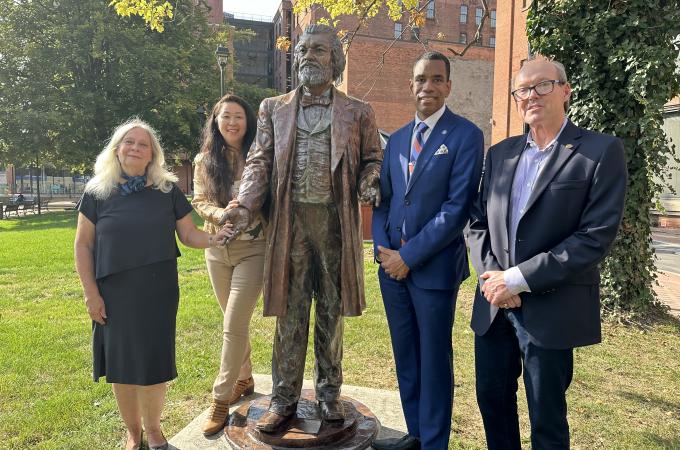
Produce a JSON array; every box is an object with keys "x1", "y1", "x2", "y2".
[{"x1": 224, "y1": 0, "x2": 280, "y2": 18}]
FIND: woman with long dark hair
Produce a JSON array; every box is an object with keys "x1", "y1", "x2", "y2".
[{"x1": 191, "y1": 94, "x2": 266, "y2": 435}]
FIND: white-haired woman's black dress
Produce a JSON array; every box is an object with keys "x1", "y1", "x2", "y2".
[{"x1": 78, "y1": 184, "x2": 193, "y2": 385}]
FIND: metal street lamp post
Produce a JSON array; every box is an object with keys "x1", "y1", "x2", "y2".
[
  {"x1": 215, "y1": 45, "x2": 230, "y2": 97},
  {"x1": 196, "y1": 104, "x2": 207, "y2": 125}
]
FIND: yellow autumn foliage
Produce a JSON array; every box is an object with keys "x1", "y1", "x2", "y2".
[
  {"x1": 294, "y1": 0, "x2": 418, "y2": 23},
  {"x1": 276, "y1": 36, "x2": 292, "y2": 52},
  {"x1": 109, "y1": 0, "x2": 174, "y2": 32}
]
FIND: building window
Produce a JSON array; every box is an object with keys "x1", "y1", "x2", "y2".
[
  {"x1": 394, "y1": 22, "x2": 402, "y2": 39},
  {"x1": 490, "y1": 10, "x2": 496, "y2": 28},
  {"x1": 426, "y1": 1, "x2": 435, "y2": 19},
  {"x1": 459, "y1": 32, "x2": 467, "y2": 44},
  {"x1": 460, "y1": 5, "x2": 467, "y2": 23},
  {"x1": 489, "y1": 36, "x2": 495, "y2": 47},
  {"x1": 475, "y1": 7, "x2": 483, "y2": 26}
]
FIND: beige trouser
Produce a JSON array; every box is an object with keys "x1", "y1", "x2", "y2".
[{"x1": 205, "y1": 239, "x2": 265, "y2": 401}]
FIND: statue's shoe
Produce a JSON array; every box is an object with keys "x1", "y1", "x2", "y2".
[
  {"x1": 319, "y1": 400, "x2": 344, "y2": 422},
  {"x1": 255, "y1": 410, "x2": 294, "y2": 433}
]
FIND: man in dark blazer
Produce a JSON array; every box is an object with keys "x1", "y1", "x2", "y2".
[
  {"x1": 372, "y1": 51, "x2": 484, "y2": 450},
  {"x1": 468, "y1": 58, "x2": 627, "y2": 449}
]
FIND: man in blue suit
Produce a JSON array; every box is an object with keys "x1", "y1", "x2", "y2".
[{"x1": 371, "y1": 51, "x2": 484, "y2": 450}]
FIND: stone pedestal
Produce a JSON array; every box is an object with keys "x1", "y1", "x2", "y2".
[{"x1": 224, "y1": 389, "x2": 380, "y2": 449}]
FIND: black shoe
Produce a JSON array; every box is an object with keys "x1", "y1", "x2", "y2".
[{"x1": 372, "y1": 434, "x2": 421, "y2": 450}]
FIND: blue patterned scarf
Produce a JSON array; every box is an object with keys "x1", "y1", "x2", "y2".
[{"x1": 119, "y1": 171, "x2": 148, "y2": 196}]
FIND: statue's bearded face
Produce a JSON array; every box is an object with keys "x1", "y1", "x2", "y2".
[{"x1": 295, "y1": 32, "x2": 334, "y2": 87}]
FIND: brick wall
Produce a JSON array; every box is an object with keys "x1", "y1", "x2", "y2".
[
  {"x1": 490, "y1": 0, "x2": 529, "y2": 144},
  {"x1": 341, "y1": 37, "x2": 493, "y2": 145},
  {"x1": 273, "y1": 1, "x2": 293, "y2": 93},
  {"x1": 289, "y1": 0, "x2": 496, "y2": 143},
  {"x1": 449, "y1": 57, "x2": 494, "y2": 146},
  {"x1": 202, "y1": 0, "x2": 223, "y2": 25}
]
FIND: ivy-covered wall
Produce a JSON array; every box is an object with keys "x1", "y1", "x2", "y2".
[{"x1": 527, "y1": 0, "x2": 680, "y2": 315}]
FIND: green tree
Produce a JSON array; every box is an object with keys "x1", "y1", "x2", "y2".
[
  {"x1": 527, "y1": 0, "x2": 680, "y2": 316},
  {"x1": 225, "y1": 80, "x2": 278, "y2": 110},
  {"x1": 0, "y1": 0, "x2": 226, "y2": 170}
]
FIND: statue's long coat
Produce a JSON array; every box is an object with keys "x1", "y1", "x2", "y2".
[{"x1": 237, "y1": 86, "x2": 382, "y2": 317}]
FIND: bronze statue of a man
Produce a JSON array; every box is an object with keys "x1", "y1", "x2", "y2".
[{"x1": 221, "y1": 24, "x2": 382, "y2": 431}]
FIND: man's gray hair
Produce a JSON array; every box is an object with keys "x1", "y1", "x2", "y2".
[
  {"x1": 292, "y1": 24, "x2": 346, "y2": 81},
  {"x1": 551, "y1": 60, "x2": 569, "y2": 83},
  {"x1": 550, "y1": 60, "x2": 570, "y2": 112},
  {"x1": 513, "y1": 58, "x2": 570, "y2": 86},
  {"x1": 513, "y1": 58, "x2": 571, "y2": 112}
]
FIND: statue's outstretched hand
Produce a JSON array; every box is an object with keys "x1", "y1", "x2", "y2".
[
  {"x1": 359, "y1": 172, "x2": 381, "y2": 208},
  {"x1": 219, "y1": 206, "x2": 251, "y2": 243}
]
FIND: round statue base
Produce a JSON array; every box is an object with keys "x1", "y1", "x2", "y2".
[{"x1": 224, "y1": 389, "x2": 380, "y2": 449}]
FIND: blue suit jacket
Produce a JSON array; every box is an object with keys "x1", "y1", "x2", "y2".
[{"x1": 372, "y1": 107, "x2": 484, "y2": 290}]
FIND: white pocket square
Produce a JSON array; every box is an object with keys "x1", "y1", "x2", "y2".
[{"x1": 434, "y1": 144, "x2": 449, "y2": 156}]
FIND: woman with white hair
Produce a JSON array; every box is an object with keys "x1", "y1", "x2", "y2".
[{"x1": 74, "y1": 118, "x2": 232, "y2": 450}]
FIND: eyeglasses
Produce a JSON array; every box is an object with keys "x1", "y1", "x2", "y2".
[{"x1": 511, "y1": 80, "x2": 565, "y2": 101}]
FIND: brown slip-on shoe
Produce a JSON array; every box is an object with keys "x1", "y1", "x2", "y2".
[
  {"x1": 255, "y1": 410, "x2": 293, "y2": 433},
  {"x1": 227, "y1": 376, "x2": 255, "y2": 404},
  {"x1": 202, "y1": 398, "x2": 231, "y2": 436}
]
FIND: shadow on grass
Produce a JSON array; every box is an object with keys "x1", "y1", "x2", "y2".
[
  {"x1": 604, "y1": 304, "x2": 680, "y2": 334},
  {"x1": 0, "y1": 211, "x2": 77, "y2": 231},
  {"x1": 645, "y1": 306, "x2": 680, "y2": 334},
  {"x1": 620, "y1": 391, "x2": 680, "y2": 417},
  {"x1": 640, "y1": 433, "x2": 680, "y2": 449}
]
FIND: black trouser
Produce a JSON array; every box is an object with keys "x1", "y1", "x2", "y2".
[
  {"x1": 269, "y1": 202, "x2": 343, "y2": 415},
  {"x1": 475, "y1": 309, "x2": 573, "y2": 450}
]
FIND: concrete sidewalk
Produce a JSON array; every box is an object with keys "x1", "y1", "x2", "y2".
[
  {"x1": 655, "y1": 271, "x2": 680, "y2": 317},
  {"x1": 169, "y1": 374, "x2": 406, "y2": 449},
  {"x1": 652, "y1": 227, "x2": 680, "y2": 317}
]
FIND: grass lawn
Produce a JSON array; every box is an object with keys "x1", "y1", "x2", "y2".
[{"x1": 0, "y1": 211, "x2": 679, "y2": 449}]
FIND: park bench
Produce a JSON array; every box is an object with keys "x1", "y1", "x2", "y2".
[
  {"x1": 3, "y1": 203, "x2": 20, "y2": 218},
  {"x1": 20, "y1": 201, "x2": 35, "y2": 215}
]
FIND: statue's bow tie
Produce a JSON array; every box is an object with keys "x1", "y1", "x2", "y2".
[{"x1": 301, "y1": 93, "x2": 331, "y2": 107}]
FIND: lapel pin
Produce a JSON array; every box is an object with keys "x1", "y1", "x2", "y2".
[
  {"x1": 565, "y1": 144, "x2": 573, "y2": 149},
  {"x1": 442, "y1": 130, "x2": 447, "y2": 135}
]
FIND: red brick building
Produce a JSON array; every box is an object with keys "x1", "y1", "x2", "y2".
[
  {"x1": 490, "y1": 0, "x2": 529, "y2": 144},
  {"x1": 203, "y1": 0, "x2": 224, "y2": 25},
  {"x1": 273, "y1": 1, "x2": 294, "y2": 92},
  {"x1": 276, "y1": 1, "x2": 497, "y2": 144}
]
